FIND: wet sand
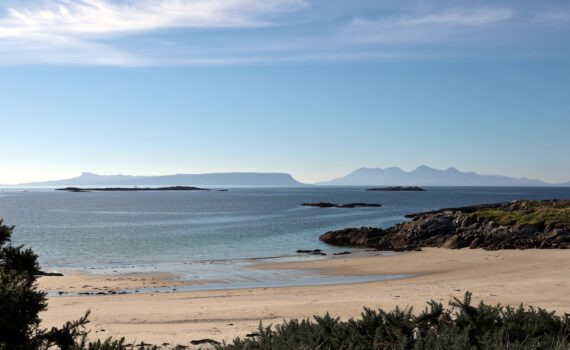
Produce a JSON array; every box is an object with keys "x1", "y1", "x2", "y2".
[{"x1": 39, "y1": 248, "x2": 570, "y2": 348}]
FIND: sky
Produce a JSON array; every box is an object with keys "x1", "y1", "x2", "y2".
[{"x1": 0, "y1": 0, "x2": 569, "y2": 184}]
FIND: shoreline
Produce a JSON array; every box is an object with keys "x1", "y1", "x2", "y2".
[
  {"x1": 38, "y1": 248, "x2": 570, "y2": 347},
  {"x1": 39, "y1": 250, "x2": 404, "y2": 296}
]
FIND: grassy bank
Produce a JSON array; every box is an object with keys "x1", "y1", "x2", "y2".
[{"x1": 474, "y1": 200, "x2": 570, "y2": 228}]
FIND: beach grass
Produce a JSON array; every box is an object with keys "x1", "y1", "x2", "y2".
[{"x1": 474, "y1": 200, "x2": 570, "y2": 228}]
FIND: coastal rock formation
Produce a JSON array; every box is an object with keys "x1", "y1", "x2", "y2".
[
  {"x1": 367, "y1": 186, "x2": 426, "y2": 192},
  {"x1": 302, "y1": 202, "x2": 382, "y2": 208},
  {"x1": 320, "y1": 200, "x2": 570, "y2": 251}
]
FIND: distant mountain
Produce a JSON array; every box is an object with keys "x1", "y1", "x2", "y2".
[
  {"x1": 318, "y1": 166, "x2": 568, "y2": 187},
  {"x1": 18, "y1": 172, "x2": 305, "y2": 187}
]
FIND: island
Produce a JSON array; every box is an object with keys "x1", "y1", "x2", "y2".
[
  {"x1": 302, "y1": 202, "x2": 382, "y2": 208},
  {"x1": 56, "y1": 186, "x2": 209, "y2": 192},
  {"x1": 366, "y1": 186, "x2": 426, "y2": 191},
  {"x1": 320, "y1": 199, "x2": 570, "y2": 250}
]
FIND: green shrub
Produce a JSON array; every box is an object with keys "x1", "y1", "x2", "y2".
[
  {"x1": 218, "y1": 292, "x2": 570, "y2": 350},
  {"x1": 0, "y1": 220, "x2": 90, "y2": 350}
]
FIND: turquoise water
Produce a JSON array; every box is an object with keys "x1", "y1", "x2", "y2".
[{"x1": 1, "y1": 186, "x2": 569, "y2": 289}]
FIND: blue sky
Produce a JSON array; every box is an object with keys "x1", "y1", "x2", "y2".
[{"x1": 1, "y1": 0, "x2": 569, "y2": 184}]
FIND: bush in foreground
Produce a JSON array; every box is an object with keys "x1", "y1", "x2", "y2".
[
  {"x1": 219, "y1": 293, "x2": 570, "y2": 350},
  {"x1": 0, "y1": 219, "x2": 103, "y2": 350}
]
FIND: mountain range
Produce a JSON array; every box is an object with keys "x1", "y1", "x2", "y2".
[
  {"x1": 7, "y1": 166, "x2": 570, "y2": 187},
  {"x1": 317, "y1": 166, "x2": 570, "y2": 187}
]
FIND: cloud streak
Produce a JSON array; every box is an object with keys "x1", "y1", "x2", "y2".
[
  {"x1": 0, "y1": 0, "x2": 306, "y2": 37},
  {"x1": 0, "y1": 0, "x2": 306, "y2": 65},
  {"x1": 346, "y1": 7, "x2": 515, "y2": 44},
  {"x1": 0, "y1": 1, "x2": 567, "y2": 65}
]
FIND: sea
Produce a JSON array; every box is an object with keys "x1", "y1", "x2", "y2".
[{"x1": 1, "y1": 186, "x2": 569, "y2": 291}]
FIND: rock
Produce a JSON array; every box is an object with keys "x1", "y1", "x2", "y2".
[
  {"x1": 320, "y1": 200, "x2": 570, "y2": 251},
  {"x1": 36, "y1": 271, "x2": 64, "y2": 277},
  {"x1": 190, "y1": 339, "x2": 220, "y2": 346},
  {"x1": 338, "y1": 203, "x2": 382, "y2": 208},
  {"x1": 246, "y1": 332, "x2": 261, "y2": 338},
  {"x1": 302, "y1": 202, "x2": 382, "y2": 208},
  {"x1": 320, "y1": 227, "x2": 385, "y2": 247},
  {"x1": 367, "y1": 186, "x2": 426, "y2": 191},
  {"x1": 297, "y1": 249, "x2": 327, "y2": 256},
  {"x1": 302, "y1": 202, "x2": 337, "y2": 208},
  {"x1": 56, "y1": 187, "x2": 90, "y2": 192},
  {"x1": 333, "y1": 251, "x2": 352, "y2": 255}
]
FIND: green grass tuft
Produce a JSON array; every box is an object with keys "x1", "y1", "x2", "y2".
[{"x1": 474, "y1": 200, "x2": 570, "y2": 228}]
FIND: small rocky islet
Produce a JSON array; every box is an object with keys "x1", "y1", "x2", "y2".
[
  {"x1": 57, "y1": 186, "x2": 209, "y2": 192},
  {"x1": 302, "y1": 202, "x2": 382, "y2": 208},
  {"x1": 366, "y1": 186, "x2": 426, "y2": 191},
  {"x1": 320, "y1": 199, "x2": 570, "y2": 251}
]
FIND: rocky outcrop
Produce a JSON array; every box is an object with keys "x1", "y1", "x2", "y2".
[
  {"x1": 367, "y1": 186, "x2": 426, "y2": 192},
  {"x1": 320, "y1": 200, "x2": 570, "y2": 251},
  {"x1": 302, "y1": 202, "x2": 382, "y2": 208}
]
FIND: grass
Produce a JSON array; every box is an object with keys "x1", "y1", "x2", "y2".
[{"x1": 474, "y1": 200, "x2": 570, "y2": 228}]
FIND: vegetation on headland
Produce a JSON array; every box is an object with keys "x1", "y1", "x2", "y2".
[{"x1": 473, "y1": 200, "x2": 570, "y2": 228}]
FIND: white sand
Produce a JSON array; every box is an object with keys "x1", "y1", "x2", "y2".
[{"x1": 39, "y1": 248, "x2": 570, "y2": 347}]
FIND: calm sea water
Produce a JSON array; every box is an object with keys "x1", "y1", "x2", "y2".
[{"x1": 1, "y1": 186, "x2": 569, "y2": 290}]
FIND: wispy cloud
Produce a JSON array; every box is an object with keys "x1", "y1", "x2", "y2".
[
  {"x1": 0, "y1": 0, "x2": 306, "y2": 36},
  {"x1": 346, "y1": 7, "x2": 515, "y2": 44},
  {"x1": 0, "y1": 1, "x2": 567, "y2": 65},
  {"x1": 0, "y1": 0, "x2": 307, "y2": 65}
]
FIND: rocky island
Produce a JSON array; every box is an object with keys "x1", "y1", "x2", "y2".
[
  {"x1": 57, "y1": 186, "x2": 209, "y2": 192},
  {"x1": 302, "y1": 202, "x2": 382, "y2": 208},
  {"x1": 320, "y1": 200, "x2": 570, "y2": 250},
  {"x1": 366, "y1": 186, "x2": 426, "y2": 191}
]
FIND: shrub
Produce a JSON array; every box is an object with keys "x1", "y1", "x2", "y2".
[
  {"x1": 217, "y1": 292, "x2": 570, "y2": 350},
  {"x1": 0, "y1": 220, "x2": 90, "y2": 350}
]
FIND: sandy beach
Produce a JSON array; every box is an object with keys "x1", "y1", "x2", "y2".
[{"x1": 38, "y1": 248, "x2": 570, "y2": 348}]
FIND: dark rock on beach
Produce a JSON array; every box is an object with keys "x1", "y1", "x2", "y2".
[
  {"x1": 320, "y1": 200, "x2": 570, "y2": 251},
  {"x1": 333, "y1": 251, "x2": 352, "y2": 255},
  {"x1": 367, "y1": 186, "x2": 426, "y2": 192},
  {"x1": 297, "y1": 249, "x2": 327, "y2": 256},
  {"x1": 297, "y1": 249, "x2": 323, "y2": 253},
  {"x1": 36, "y1": 271, "x2": 64, "y2": 277},
  {"x1": 190, "y1": 339, "x2": 220, "y2": 346}
]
